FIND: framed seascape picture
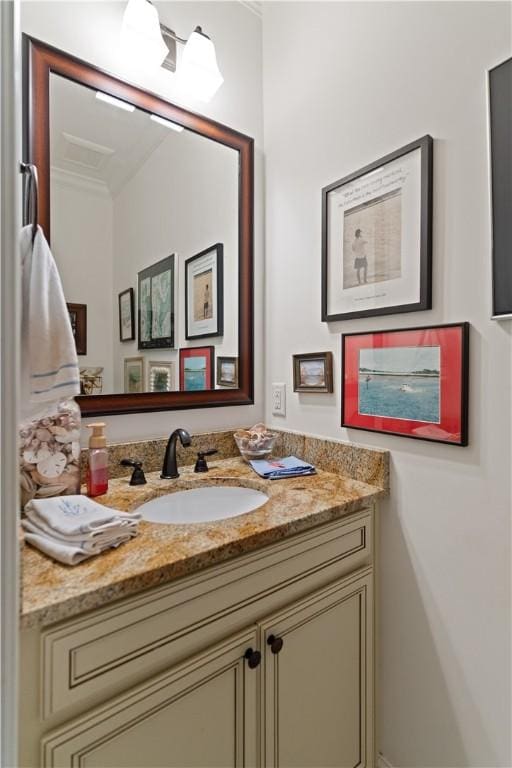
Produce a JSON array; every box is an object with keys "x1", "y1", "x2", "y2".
[
  {"x1": 118, "y1": 288, "x2": 135, "y2": 342},
  {"x1": 322, "y1": 135, "x2": 433, "y2": 322},
  {"x1": 124, "y1": 357, "x2": 145, "y2": 394},
  {"x1": 293, "y1": 352, "x2": 333, "y2": 393},
  {"x1": 342, "y1": 323, "x2": 469, "y2": 445},
  {"x1": 185, "y1": 243, "x2": 223, "y2": 340},
  {"x1": 217, "y1": 356, "x2": 238, "y2": 388},
  {"x1": 180, "y1": 347, "x2": 214, "y2": 391},
  {"x1": 138, "y1": 255, "x2": 175, "y2": 349},
  {"x1": 67, "y1": 303, "x2": 87, "y2": 355},
  {"x1": 147, "y1": 360, "x2": 175, "y2": 392},
  {"x1": 488, "y1": 57, "x2": 512, "y2": 318}
]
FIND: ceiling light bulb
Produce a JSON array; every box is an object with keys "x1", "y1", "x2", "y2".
[
  {"x1": 121, "y1": 0, "x2": 168, "y2": 70},
  {"x1": 150, "y1": 114, "x2": 184, "y2": 132},
  {"x1": 177, "y1": 27, "x2": 224, "y2": 103},
  {"x1": 95, "y1": 92, "x2": 135, "y2": 112}
]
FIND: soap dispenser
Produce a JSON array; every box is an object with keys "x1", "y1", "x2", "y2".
[{"x1": 86, "y1": 422, "x2": 109, "y2": 497}]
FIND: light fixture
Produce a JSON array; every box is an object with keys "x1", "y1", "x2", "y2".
[
  {"x1": 177, "y1": 27, "x2": 224, "y2": 103},
  {"x1": 120, "y1": 0, "x2": 168, "y2": 70},
  {"x1": 121, "y1": 1, "x2": 224, "y2": 102},
  {"x1": 149, "y1": 114, "x2": 184, "y2": 132},
  {"x1": 95, "y1": 92, "x2": 135, "y2": 112}
]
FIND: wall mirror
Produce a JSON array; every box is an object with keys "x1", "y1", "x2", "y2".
[{"x1": 23, "y1": 36, "x2": 254, "y2": 415}]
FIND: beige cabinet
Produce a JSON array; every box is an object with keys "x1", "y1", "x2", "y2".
[
  {"x1": 21, "y1": 509, "x2": 375, "y2": 768},
  {"x1": 261, "y1": 572, "x2": 373, "y2": 768},
  {"x1": 42, "y1": 628, "x2": 260, "y2": 768}
]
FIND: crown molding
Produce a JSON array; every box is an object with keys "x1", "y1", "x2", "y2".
[{"x1": 50, "y1": 166, "x2": 111, "y2": 198}]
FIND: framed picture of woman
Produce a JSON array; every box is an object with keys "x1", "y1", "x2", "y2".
[{"x1": 185, "y1": 244, "x2": 223, "y2": 340}]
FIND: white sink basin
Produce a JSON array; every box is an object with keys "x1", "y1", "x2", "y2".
[{"x1": 138, "y1": 486, "x2": 268, "y2": 524}]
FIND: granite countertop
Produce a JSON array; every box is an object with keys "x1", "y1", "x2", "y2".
[{"x1": 21, "y1": 457, "x2": 386, "y2": 630}]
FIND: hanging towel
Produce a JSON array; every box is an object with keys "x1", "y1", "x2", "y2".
[{"x1": 20, "y1": 225, "x2": 80, "y2": 414}]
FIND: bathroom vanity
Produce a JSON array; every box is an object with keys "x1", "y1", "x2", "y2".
[{"x1": 19, "y1": 456, "x2": 385, "y2": 767}]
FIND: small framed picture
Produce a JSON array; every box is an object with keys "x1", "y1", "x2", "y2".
[
  {"x1": 138, "y1": 255, "x2": 175, "y2": 350},
  {"x1": 217, "y1": 356, "x2": 238, "y2": 388},
  {"x1": 124, "y1": 357, "x2": 145, "y2": 394},
  {"x1": 118, "y1": 288, "x2": 135, "y2": 342},
  {"x1": 293, "y1": 352, "x2": 333, "y2": 393},
  {"x1": 185, "y1": 243, "x2": 223, "y2": 340},
  {"x1": 147, "y1": 360, "x2": 175, "y2": 392},
  {"x1": 180, "y1": 347, "x2": 214, "y2": 391},
  {"x1": 342, "y1": 323, "x2": 469, "y2": 445},
  {"x1": 66, "y1": 303, "x2": 87, "y2": 355},
  {"x1": 322, "y1": 135, "x2": 433, "y2": 322}
]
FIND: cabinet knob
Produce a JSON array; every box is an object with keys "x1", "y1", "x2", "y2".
[
  {"x1": 267, "y1": 634, "x2": 284, "y2": 654},
  {"x1": 244, "y1": 648, "x2": 261, "y2": 669}
]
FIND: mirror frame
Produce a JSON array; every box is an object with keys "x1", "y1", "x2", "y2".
[{"x1": 23, "y1": 35, "x2": 254, "y2": 416}]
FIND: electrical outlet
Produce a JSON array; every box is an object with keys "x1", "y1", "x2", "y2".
[{"x1": 272, "y1": 383, "x2": 286, "y2": 416}]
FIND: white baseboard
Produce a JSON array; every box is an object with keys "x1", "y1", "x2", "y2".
[{"x1": 378, "y1": 754, "x2": 394, "y2": 768}]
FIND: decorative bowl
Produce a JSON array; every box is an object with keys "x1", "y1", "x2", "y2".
[{"x1": 234, "y1": 426, "x2": 278, "y2": 462}]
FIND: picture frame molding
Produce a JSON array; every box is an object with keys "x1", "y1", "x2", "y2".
[
  {"x1": 293, "y1": 351, "x2": 334, "y2": 393},
  {"x1": 185, "y1": 243, "x2": 224, "y2": 340},
  {"x1": 118, "y1": 288, "x2": 135, "y2": 342},
  {"x1": 179, "y1": 346, "x2": 215, "y2": 391},
  {"x1": 341, "y1": 321, "x2": 470, "y2": 446},
  {"x1": 66, "y1": 302, "x2": 87, "y2": 355},
  {"x1": 217, "y1": 356, "x2": 239, "y2": 388},
  {"x1": 321, "y1": 134, "x2": 433, "y2": 323},
  {"x1": 137, "y1": 254, "x2": 175, "y2": 350}
]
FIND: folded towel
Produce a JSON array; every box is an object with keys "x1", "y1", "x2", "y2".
[
  {"x1": 249, "y1": 456, "x2": 316, "y2": 480},
  {"x1": 22, "y1": 518, "x2": 137, "y2": 553},
  {"x1": 20, "y1": 225, "x2": 80, "y2": 416},
  {"x1": 24, "y1": 495, "x2": 141, "y2": 537},
  {"x1": 23, "y1": 530, "x2": 133, "y2": 566}
]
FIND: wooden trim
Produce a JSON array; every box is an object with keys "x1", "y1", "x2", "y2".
[{"x1": 23, "y1": 35, "x2": 254, "y2": 415}]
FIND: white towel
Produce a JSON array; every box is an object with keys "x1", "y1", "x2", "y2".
[
  {"x1": 24, "y1": 495, "x2": 141, "y2": 537},
  {"x1": 23, "y1": 530, "x2": 134, "y2": 566},
  {"x1": 22, "y1": 517, "x2": 138, "y2": 552},
  {"x1": 20, "y1": 225, "x2": 80, "y2": 415}
]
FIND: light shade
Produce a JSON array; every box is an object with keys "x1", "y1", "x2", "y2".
[
  {"x1": 177, "y1": 27, "x2": 224, "y2": 103},
  {"x1": 121, "y1": 0, "x2": 168, "y2": 70}
]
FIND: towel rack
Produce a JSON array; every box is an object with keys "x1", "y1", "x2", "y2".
[{"x1": 19, "y1": 162, "x2": 39, "y2": 243}]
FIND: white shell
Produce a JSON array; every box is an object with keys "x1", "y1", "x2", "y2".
[
  {"x1": 37, "y1": 451, "x2": 67, "y2": 478},
  {"x1": 23, "y1": 446, "x2": 51, "y2": 465}
]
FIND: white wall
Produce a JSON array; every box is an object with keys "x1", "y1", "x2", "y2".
[
  {"x1": 263, "y1": 2, "x2": 511, "y2": 766},
  {"x1": 112, "y1": 127, "x2": 238, "y2": 391},
  {"x1": 51, "y1": 173, "x2": 115, "y2": 392},
  {"x1": 21, "y1": 0, "x2": 264, "y2": 442}
]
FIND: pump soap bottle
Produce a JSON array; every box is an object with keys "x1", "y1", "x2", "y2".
[{"x1": 86, "y1": 422, "x2": 109, "y2": 497}]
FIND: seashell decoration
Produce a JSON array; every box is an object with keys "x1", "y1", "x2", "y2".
[
  {"x1": 234, "y1": 423, "x2": 278, "y2": 461},
  {"x1": 19, "y1": 399, "x2": 81, "y2": 509}
]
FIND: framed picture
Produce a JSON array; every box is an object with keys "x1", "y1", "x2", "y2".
[
  {"x1": 79, "y1": 367, "x2": 103, "y2": 396},
  {"x1": 66, "y1": 303, "x2": 87, "y2": 355},
  {"x1": 118, "y1": 288, "x2": 135, "y2": 342},
  {"x1": 185, "y1": 243, "x2": 223, "y2": 339},
  {"x1": 293, "y1": 352, "x2": 333, "y2": 393},
  {"x1": 342, "y1": 323, "x2": 469, "y2": 445},
  {"x1": 322, "y1": 135, "x2": 433, "y2": 322},
  {"x1": 147, "y1": 360, "x2": 175, "y2": 392},
  {"x1": 217, "y1": 356, "x2": 238, "y2": 388},
  {"x1": 138, "y1": 255, "x2": 175, "y2": 349},
  {"x1": 488, "y1": 57, "x2": 512, "y2": 318},
  {"x1": 180, "y1": 347, "x2": 214, "y2": 391},
  {"x1": 124, "y1": 357, "x2": 145, "y2": 394}
]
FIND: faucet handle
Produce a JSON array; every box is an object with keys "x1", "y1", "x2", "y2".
[
  {"x1": 120, "y1": 458, "x2": 147, "y2": 486},
  {"x1": 194, "y1": 449, "x2": 218, "y2": 473}
]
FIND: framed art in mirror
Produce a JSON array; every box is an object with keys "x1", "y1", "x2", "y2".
[
  {"x1": 66, "y1": 303, "x2": 87, "y2": 355},
  {"x1": 322, "y1": 135, "x2": 433, "y2": 322},
  {"x1": 185, "y1": 243, "x2": 223, "y2": 340},
  {"x1": 23, "y1": 36, "x2": 254, "y2": 415}
]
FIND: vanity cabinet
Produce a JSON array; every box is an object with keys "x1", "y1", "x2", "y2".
[{"x1": 20, "y1": 507, "x2": 375, "y2": 767}]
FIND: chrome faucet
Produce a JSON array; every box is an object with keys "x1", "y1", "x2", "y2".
[{"x1": 161, "y1": 428, "x2": 192, "y2": 479}]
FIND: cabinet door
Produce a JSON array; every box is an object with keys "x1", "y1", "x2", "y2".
[
  {"x1": 261, "y1": 572, "x2": 373, "y2": 768},
  {"x1": 42, "y1": 627, "x2": 260, "y2": 768}
]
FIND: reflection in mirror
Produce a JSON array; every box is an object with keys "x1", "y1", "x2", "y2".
[{"x1": 49, "y1": 73, "x2": 239, "y2": 396}]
